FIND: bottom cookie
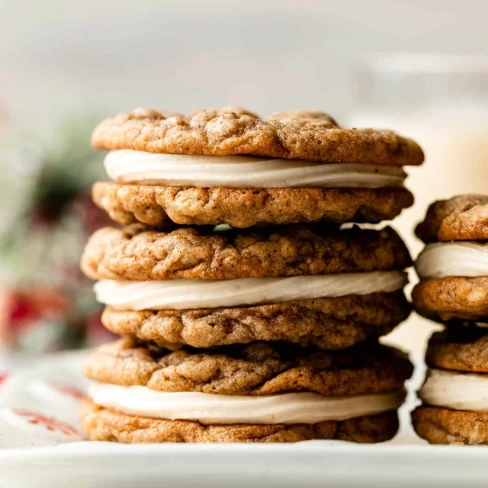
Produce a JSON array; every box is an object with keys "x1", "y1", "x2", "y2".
[
  {"x1": 412, "y1": 277, "x2": 488, "y2": 321},
  {"x1": 92, "y1": 182, "x2": 414, "y2": 228},
  {"x1": 82, "y1": 400, "x2": 399, "y2": 443},
  {"x1": 412, "y1": 406, "x2": 488, "y2": 445}
]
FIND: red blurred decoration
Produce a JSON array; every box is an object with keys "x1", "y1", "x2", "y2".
[
  {"x1": 12, "y1": 409, "x2": 79, "y2": 436},
  {"x1": 0, "y1": 114, "x2": 114, "y2": 353},
  {"x1": 54, "y1": 385, "x2": 85, "y2": 400},
  {"x1": 8, "y1": 289, "x2": 70, "y2": 328}
]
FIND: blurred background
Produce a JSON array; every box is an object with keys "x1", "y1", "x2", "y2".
[{"x1": 0, "y1": 0, "x2": 487, "y2": 356}]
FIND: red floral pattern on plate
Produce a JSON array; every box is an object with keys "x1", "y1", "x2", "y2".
[{"x1": 12, "y1": 409, "x2": 78, "y2": 436}]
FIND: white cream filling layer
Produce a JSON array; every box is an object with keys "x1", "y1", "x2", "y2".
[
  {"x1": 419, "y1": 369, "x2": 488, "y2": 411},
  {"x1": 88, "y1": 383, "x2": 406, "y2": 424},
  {"x1": 93, "y1": 271, "x2": 408, "y2": 310},
  {"x1": 415, "y1": 242, "x2": 488, "y2": 279},
  {"x1": 104, "y1": 150, "x2": 407, "y2": 188}
]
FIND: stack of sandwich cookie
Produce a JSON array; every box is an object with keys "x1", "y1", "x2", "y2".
[
  {"x1": 81, "y1": 107, "x2": 422, "y2": 443},
  {"x1": 81, "y1": 224, "x2": 412, "y2": 442},
  {"x1": 412, "y1": 195, "x2": 488, "y2": 444}
]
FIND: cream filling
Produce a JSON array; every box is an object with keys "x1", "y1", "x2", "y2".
[
  {"x1": 93, "y1": 271, "x2": 408, "y2": 310},
  {"x1": 104, "y1": 150, "x2": 407, "y2": 188},
  {"x1": 419, "y1": 369, "x2": 488, "y2": 411},
  {"x1": 415, "y1": 242, "x2": 488, "y2": 279},
  {"x1": 88, "y1": 383, "x2": 406, "y2": 424}
]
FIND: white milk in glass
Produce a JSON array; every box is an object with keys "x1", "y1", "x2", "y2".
[{"x1": 351, "y1": 55, "x2": 488, "y2": 355}]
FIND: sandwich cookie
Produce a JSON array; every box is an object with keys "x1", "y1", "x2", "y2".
[
  {"x1": 81, "y1": 224, "x2": 411, "y2": 350},
  {"x1": 83, "y1": 337, "x2": 413, "y2": 443},
  {"x1": 413, "y1": 327, "x2": 488, "y2": 445},
  {"x1": 91, "y1": 108, "x2": 423, "y2": 228},
  {"x1": 413, "y1": 195, "x2": 488, "y2": 321}
]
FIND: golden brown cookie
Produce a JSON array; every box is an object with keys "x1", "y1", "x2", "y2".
[
  {"x1": 101, "y1": 291, "x2": 410, "y2": 350},
  {"x1": 84, "y1": 337, "x2": 413, "y2": 396},
  {"x1": 412, "y1": 406, "x2": 488, "y2": 445},
  {"x1": 92, "y1": 107, "x2": 424, "y2": 166},
  {"x1": 416, "y1": 195, "x2": 488, "y2": 243},
  {"x1": 412, "y1": 277, "x2": 488, "y2": 321},
  {"x1": 82, "y1": 399, "x2": 399, "y2": 443},
  {"x1": 81, "y1": 224, "x2": 411, "y2": 281},
  {"x1": 425, "y1": 328, "x2": 488, "y2": 373},
  {"x1": 92, "y1": 183, "x2": 414, "y2": 228}
]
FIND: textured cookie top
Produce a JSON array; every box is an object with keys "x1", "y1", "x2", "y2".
[
  {"x1": 92, "y1": 107, "x2": 424, "y2": 166},
  {"x1": 412, "y1": 277, "x2": 488, "y2": 322},
  {"x1": 416, "y1": 195, "x2": 488, "y2": 243},
  {"x1": 426, "y1": 328, "x2": 488, "y2": 373},
  {"x1": 84, "y1": 337, "x2": 413, "y2": 396},
  {"x1": 92, "y1": 183, "x2": 414, "y2": 229},
  {"x1": 101, "y1": 291, "x2": 410, "y2": 350},
  {"x1": 81, "y1": 224, "x2": 412, "y2": 281},
  {"x1": 412, "y1": 406, "x2": 488, "y2": 446}
]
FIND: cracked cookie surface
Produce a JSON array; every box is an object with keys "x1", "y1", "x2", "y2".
[
  {"x1": 425, "y1": 328, "x2": 488, "y2": 373},
  {"x1": 415, "y1": 195, "x2": 488, "y2": 243},
  {"x1": 92, "y1": 183, "x2": 414, "y2": 228},
  {"x1": 101, "y1": 291, "x2": 410, "y2": 350},
  {"x1": 92, "y1": 107, "x2": 424, "y2": 166},
  {"x1": 412, "y1": 406, "x2": 488, "y2": 445},
  {"x1": 412, "y1": 277, "x2": 488, "y2": 322},
  {"x1": 83, "y1": 337, "x2": 413, "y2": 396},
  {"x1": 81, "y1": 224, "x2": 411, "y2": 281}
]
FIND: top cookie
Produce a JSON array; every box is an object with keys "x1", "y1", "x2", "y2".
[
  {"x1": 425, "y1": 327, "x2": 488, "y2": 373},
  {"x1": 81, "y1": 224, "x2": 411, "y2": 281},
  {"x1": 416, "y1": 195, "x2": 488, "y2": 243},
  {"x1": 84, "y1": 336, "x2": 413, "y2": 396},
  {"x1": 92, "y1": 107, "x2": 424, "y2": 166}
]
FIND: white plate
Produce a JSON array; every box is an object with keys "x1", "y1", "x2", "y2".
[
  {"x1": 2, "y1": 441, "x2": 488, "y2": 488},
  {"x1": 0, "y1": 351, "x2": 486, "y2": 488}
]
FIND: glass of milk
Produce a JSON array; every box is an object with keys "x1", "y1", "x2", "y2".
[{"x1": 350, "y1": 54, "x2": 488, "y2": 354}]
